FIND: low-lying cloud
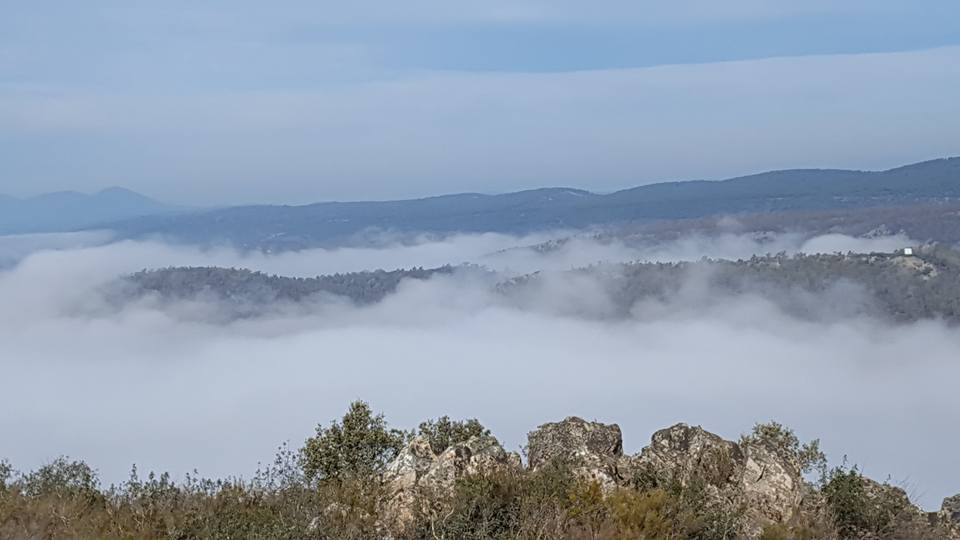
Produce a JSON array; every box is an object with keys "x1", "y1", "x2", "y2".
[{"x1": 1, "y1": 231, "x2": 956, "y2": 509}]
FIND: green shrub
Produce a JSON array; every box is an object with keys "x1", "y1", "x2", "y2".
[
  {"x1": 417, "y1": 416, "x2": 490, "y2": 454},
  {"x1": 301, "y1": 400, "x2": 408, "y2": 483},
  {"x1": 742, "y1": 421, "x2": 826, "y2": 477},
  {"x1": 605, "y1": 488, "x2": 675, "y2": 539}
]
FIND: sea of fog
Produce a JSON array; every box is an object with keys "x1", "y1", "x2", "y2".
[{"x1": 0, "y1": 230, "x2": 956, "y2": 509}]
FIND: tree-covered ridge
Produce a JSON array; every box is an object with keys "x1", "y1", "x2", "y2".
[
  {"x1": 124, "y1": 265, "x2": 459, "y2": 306},
  {"x1": 121, "y1": 246, "x2": 960, "y2": 323},
  {"x1": 503, "y1": 245, "x2": 960, "y2": 323}
]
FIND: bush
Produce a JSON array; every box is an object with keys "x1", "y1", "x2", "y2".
[
  {"x1": 605, "y1": 488, "x2": 675, "y2": 539},
  {"x1": 743, "y1": 421, "x2": 826, "y2": 477},
  {"x1": 417, "y1": 416, "x2": 490, "y2": 454},
  {"x1": 821, "y1": 463, "x2": 928, "y2": 540},
  {"x1": 426, "y1": 470, "x2": 523, "y2": 539},
  {"x1": 301, "y1": 400, "x2": 408, "y2": 484}
]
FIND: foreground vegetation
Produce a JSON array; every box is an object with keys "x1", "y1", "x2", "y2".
[{"x1": 1, "y1": 402, "x2": 955, "y2": 539}]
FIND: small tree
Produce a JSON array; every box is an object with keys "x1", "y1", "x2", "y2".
[
  {"x1": 822, "y1": 464, "x2": 868, "y2": 539},
  {"x1": 743, "y1": 421, "x2": 826, "y2": 478},
  {"x1": 301, "y1": 401, "x2": 407, "y2": 484},
  {"x1": 417, "y1": 416, "x2": 490, "y2": 454}
]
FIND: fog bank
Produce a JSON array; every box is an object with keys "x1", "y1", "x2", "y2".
[{"x1": 1, "y1": 231, "x2": 955, "y2": 509}]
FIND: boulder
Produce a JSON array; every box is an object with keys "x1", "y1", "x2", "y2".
[
  {"x1": 382, "y1": 435, "x2": 520, "y2": 530},
  {"x1": 527, "y1": 416, "x2": 625, "y2": 489},
  {"x1": 419, "y1": 435, "x2": 521, "y2": 490},
  {"x1": 632, "y1": 423, "x2": 806, "y2": 539},
  {"x1": 633, "y1": 423, "x2": 744, "y2": 489},
  {"x1": 738, "y1": 439, "x2": 804, "y2": 536}
]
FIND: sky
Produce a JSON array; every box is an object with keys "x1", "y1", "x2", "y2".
[{"x1": 2, "y1": 1, "x2": 960, "y2": 204}]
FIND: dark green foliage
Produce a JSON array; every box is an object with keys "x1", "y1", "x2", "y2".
[
  {"x1": 417, "y1": 416, "x2": 490, "y2": 454},
  {"x1": 301, "y1": 400, "x2": 408, "y2": 483},
  {"x1": 821, "y1": 463, "x2": 934, "y2": 539},
  {"x1": 823, "y1": 466, "x2": 871, "y2": 539}
]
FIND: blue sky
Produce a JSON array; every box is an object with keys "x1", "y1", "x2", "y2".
[{"x1": 2, "y1": 1, "x2": 960, "y2": 204}]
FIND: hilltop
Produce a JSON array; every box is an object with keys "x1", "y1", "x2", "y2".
[{"x1": 0, "y1": 187, "x2": 177, "y2": 235}]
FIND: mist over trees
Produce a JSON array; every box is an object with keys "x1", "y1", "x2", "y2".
[
  {"x1": 120, "y1": 246, "x2": 960, "y2": 324},
  {"x1": 119, "y1": 266, "x2": 461, "y2": 313}
]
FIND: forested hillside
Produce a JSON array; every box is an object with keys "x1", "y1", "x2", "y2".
[
  {"x1": 119, "y1": 246, "x2": 960, "y2": 323},
  {"x1": 122, "y1": 265, "x2": 459, "y2": 308},
  {"x1": 504, "y1": 246, "x2": 960, "y2": 322}
]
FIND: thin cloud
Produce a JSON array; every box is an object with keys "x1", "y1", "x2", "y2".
[{"x1": 2, "y1": 47, "x2": 959, "y2": 203}]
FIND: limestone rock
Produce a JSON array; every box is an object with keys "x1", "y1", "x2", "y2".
[
  {"x1": 633, "y1": 423, "x2": 806, "y2": 539},
  {"x1": 739, "y1": 439, "x2": 804, "y2": 537},
  {"x1": 634, "y1": 423, "x2": 744, "y2": 489},
  {"x1": 527, "y1": 416, "x2": 624, "y2": 489},
  {"x1": 382, "y1": 434, "x2": 520, "y2": 530}
]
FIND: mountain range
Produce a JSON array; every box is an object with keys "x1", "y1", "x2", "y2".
[
  {"x1": 98, "y1": 157, "x2": 960, "y2": 249},
  {"x1": 0, "y1": 187, "x2": 176, "y2": 235},
  {"x1": 4, "y1": 157, "x2": 959, "y2": 244}
]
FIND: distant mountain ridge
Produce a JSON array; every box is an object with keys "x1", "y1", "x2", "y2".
[
  {"x1": 0, "y1": 187, "x2": 176, "y2": 235},
  {"x1": 97, "y1": 157, "x2": 960, "y2": 249}
]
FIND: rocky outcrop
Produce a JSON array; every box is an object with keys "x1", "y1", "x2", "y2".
[
  {"x1": 382, "y1": 435, "x2": 520, "y2": 529},
  {"x1": 527, "y1": 416, "x2": 625, "y2": 489},
  {"x1": 629, "y1": 423, "x2": 805, "y2": 538},
  {"x1": 633, "y1": 423, "x2": 744, "y2": 489},
  {"x1": 738, "y1": 437, "x2": 805, "y2": 537},
  {"x1": 375, "y1": 418, "x2": 952, "y2": 540},
  {"x1": 941, "y1": 494, "x2": 960, "y2": 539},
  {"x1": 943, "y1": 494, "x2": 960, "y2": 524}
]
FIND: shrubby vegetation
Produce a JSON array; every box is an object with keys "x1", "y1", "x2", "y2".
[
  {"x1": 741, "y1": 421, "x2": 827, "y2": 478},
  {"x1": 1, "y1": 403, "x2": 954, "y2": 539},
  {"x1": 417, "y1": 416, "x2": 490, "y2": 454}
]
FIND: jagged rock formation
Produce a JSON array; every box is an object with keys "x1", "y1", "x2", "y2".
[
  {"x1": 632, "y1": 423, "x2": 744, "y2": 489},
  {"x1": 378, "y1": 418, "x2": 956, "y2": 539},
  {"x1": 624, "y1": 423, "x2": 805, "y2": 538},
  {"x1": 739, "y1": 436, "x2": 806, "y2": 536},
  {"x1": 527, "y1": 416, "x2": 626, "y2": 490},
  {"x1": 381, "y1": 435, "x2": 520, "y2": 529},
  {"x1": 525, "y1": 419, "x2": 806, "y2": 538}
]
